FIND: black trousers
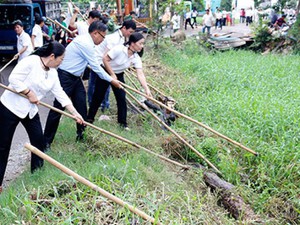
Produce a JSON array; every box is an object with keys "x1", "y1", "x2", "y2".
[
  {"x1": 0, "y1": 102, "x2": 44, "y2": 186},
  {"x1": 44, "y1": 69, "x2": 87, "y2": 145},
  {"x1": 87, "y1": 72, "x2": 127, "y2": 126},
  {"x1": 185, "y1": 18, "x2": 194, "y2": 30}
]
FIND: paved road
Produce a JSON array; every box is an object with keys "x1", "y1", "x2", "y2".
[
  {"x1": 0, "y1": 58, "x2": 54, "y2": 187},
  {"x1": 162, "y1": 22, "x2": 252, "y2": 37}
]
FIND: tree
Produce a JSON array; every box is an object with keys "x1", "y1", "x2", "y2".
[{"x1": 220, "y1": 0, "x2": 232, "y2": 11}]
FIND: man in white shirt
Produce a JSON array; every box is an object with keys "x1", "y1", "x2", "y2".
[
  {"x1": 13, "y1": 20, "x2": 33, "y2": 62},
  {"x1": 69, "y1": 7, "x2": 101, "y2": 35},
  {"x1": 88, "y1": 20, "x2": 136, "y2": 109},
  {"x1": 202, "y1": 9, "x2": 214, "y2": 35},
  {"x1": 44, "y1": 21, "x2": 122, "y2": 147},
  {"x1": 171, "y1": 12, "x2": 180, "y2": 33},
  {"x1": 31, "y1": 17, "x2": 46, "y2": 49}
]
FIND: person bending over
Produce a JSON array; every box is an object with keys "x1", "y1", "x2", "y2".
[
  {"x1": 0, "y1": 42, "x2": 84, "y2": 193},
  {"x1": 87, "y1": 32, "x2": 151, "y2": 129}
]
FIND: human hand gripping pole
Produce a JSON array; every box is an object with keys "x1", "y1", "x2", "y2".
[{"x1": 0, "y1": 82, "x2": 189, "y2": 170}]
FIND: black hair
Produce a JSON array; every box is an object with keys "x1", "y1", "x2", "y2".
[
  {"x1": 35, "y1": 17, "x2": 44, "y2": 25},
  {"x1": 130, "y1": 11, "x2": 136, "y2": 15},
  {"x1": 89, "y1": 10, "x2": 101, "y2": 19},
  {"x1": 122, "y1": 20, "x2": 136, "y2": 30},
  {"x1": 32, "y1": 41, "x2": 65, "y2": 58},
  {"x1": 124, "y1": 32, "x2": 144, "y2": 45},
  {"x1": 88, "y1": 21, "x2": 107, "y2": 33},
  {"x1": 13, "y1": 20, "x2": 23, "y2": 27}
]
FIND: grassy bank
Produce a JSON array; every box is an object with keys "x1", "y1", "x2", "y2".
[{"x1": 0, "y1": 39, "x2": 299, "y2": 224}]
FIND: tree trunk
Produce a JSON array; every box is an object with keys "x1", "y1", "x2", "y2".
[{"x1": 203, "y1": 171, "x2": 261, "y2": 222}]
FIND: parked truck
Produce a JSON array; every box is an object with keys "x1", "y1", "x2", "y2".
[{"x1": 0, "y1": 0, "x2": 61, "y2": 56}]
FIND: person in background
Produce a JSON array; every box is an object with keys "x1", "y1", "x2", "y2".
[
  {"x1": 87, "y1": 32, "x2": 151, "y2": 129},
  {"x1": 246, "y1": 7, "x2": 253, "y2": 26},
  {"x1": 240, "y1": 8, "x2": 246, "y2": 23},
  {"x1": 191, "y1": 8, "x2": 198, "y2": 28},
  {"x1": 54, "y1": 23, "x2": 67, "y2": 46},
  {"x1": 31, "y1": 17, "x2": 47, "y2": 49},
  {"x1": 69, "y1": 7, "x2": 101, "y2": 35},
  {"x1": 171, "y1": 12, "x2": 180, "y2": 33},
  {"x1": 274, "y1": 14, "x2": 287, "y2": 29},
  {"x1": 184, "y1": 8, "x2": 194, "y2": 30},
  {"x1": 215, "y1": 8, "x2": 223, "y2": 30},
  {"x1": 45, "y1": 19, "x2": 54, "y2": 41},
  {"x1": 44, "y1": 21, "x2": 122, "y2": 150},
  {"x1": 13, "y1": 20, "x2": 33, "y2": 62},
  {"x1": 202, "y1": 9, "x2": 214, "y2": 35},
  {"x1": 59, "y1": 14, "x2": 67, "y2": 28},
  {"x1": 0, "y1": 42, "x2": 84, "y2": 193},
  {"x1": 88, "y1": 20, "x2": 136, "y2": 112},
  {"x1": 124, "y1": 11, "x2": 137, "y2": 21}
]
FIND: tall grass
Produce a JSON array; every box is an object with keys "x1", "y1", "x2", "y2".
[{"x1": 0, "y1": 39, "x2": 299, "y2": 224}]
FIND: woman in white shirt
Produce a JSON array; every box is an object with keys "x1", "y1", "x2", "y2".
[
  {"x1": 87, "y1": 32, "x2": 151, "y2": 129},
  {"x1": 0, "y1": 42, "x2": 84, "y2": 193}
]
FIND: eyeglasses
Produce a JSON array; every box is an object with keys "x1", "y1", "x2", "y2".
[{"x1": 97, "y1": 31, "x2": 105, "y2": 39}]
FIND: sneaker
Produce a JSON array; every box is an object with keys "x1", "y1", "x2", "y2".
[{"x1": 124, "y1": 126, "x2": 130, "y2": 131}]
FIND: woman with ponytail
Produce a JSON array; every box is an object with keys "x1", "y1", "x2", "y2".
[
  {"x1": 0, "y1": 42, "x2": 84, "y2": 193},
  {"x1": 87, "y1": 32, "x2": 151, "y2": 129}
]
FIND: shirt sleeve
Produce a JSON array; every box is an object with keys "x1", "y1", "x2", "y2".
[
  {"x1": 23, "y1": 33, "x2": 31, "y2": 47},
  {"x1": 75, "y1": 40, "x2": 113, "y2": 82},
  {"x1": 132, "y1": 54, "x2": 143, "y2": 69},
  {"x1": 8, "y1": 57, "x2": 33, "y2": 92},
  {"x1": 32, "y1": 25, "x2": 38, "y2": 36}
]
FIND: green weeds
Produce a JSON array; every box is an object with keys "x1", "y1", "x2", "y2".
[{"x1": 0, "y1": 40, "x2": 299, "y2": 224}]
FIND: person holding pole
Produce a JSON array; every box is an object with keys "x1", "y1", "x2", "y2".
[
  {"x1": 87, "y1": 32, "x2": 151, "y2": 129},
  {"x1": 88, "y1": 20, "x2": 136, "y2": 110},
  {"x1": 0, "y1": 42, "x2": 84, "y2": 193},
  {"x1": 44, "y1": 21, "x2": 122, "y2": 149},
  {"x1": 13, "y1": 20, "x2": 33, "y2": 62},
  {"x1": 69, "y1": 7, "x2": 101, "y2": 35}
]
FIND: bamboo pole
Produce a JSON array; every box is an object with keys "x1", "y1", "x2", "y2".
[
  {"x1": 69, "y1": 0, "x2": 88, "y2": 24},
  {"x1": 121, "y1": 83, "x2": 258, "y2": 156},
  {"x1": 124, "y1": 71, "x2": 139, "y2": 90},
  {"x1": 24, "y1": 143, "x2": 161, "y2": 224},
  {"x1": 0, "y1": 56, "x2": 17, "y2": 73},
  {"x1": 46, "y1": 17, "x2": 76, "y2": 35},
  {"x1": 125, "y1": 89, "x2": 221, "y2": 174},
  {"x1": 0, "y1": 83, "x2": 189, "y2": 170},
  {"x1": 126, "y1": 98, "x2": 145, "y2": 116}
]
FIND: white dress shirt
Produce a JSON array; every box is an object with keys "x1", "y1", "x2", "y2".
[
  {"x1": 32, "y1": 24, "x2": 43, "y2": 48},
  {"x1": 59, "y1": 33, "x2": 112, "y2": 82},
  {"x1": 1, "y1": 55, "x2": 72, "y2": 119},
  {"x1": 17, "y1": 30, "x2": 33, "y2": 62},
  {"x1": 107, "y1": 45, "x2": 142, "y2": 74},
  {"x1": 95, "y1": 29, "x2": 125, "y2": 64},
  {"x1": 76, "y1": 21, "x2": 89, "y2": 35}
]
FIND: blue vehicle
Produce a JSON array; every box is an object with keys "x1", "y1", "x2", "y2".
[{"x1": 0, "y1": 0, "x2": 61, "y2": 56}]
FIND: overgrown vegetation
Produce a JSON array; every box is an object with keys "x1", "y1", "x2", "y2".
[{"x1": 0, "y1": 38, "x2": 300, "y2": 224}]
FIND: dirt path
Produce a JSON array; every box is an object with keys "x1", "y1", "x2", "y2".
[{"x1": 0, "y1": 59, "x2": 53, "y2": 188}]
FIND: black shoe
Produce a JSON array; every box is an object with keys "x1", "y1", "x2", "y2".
[
  {"x1": 44, "y1": 143, "x2": 51, "y2": 152},
  {"x1": 76, "y1": 134, "x2": 84, "y2": 142},
  {"x1": 86, "y1": 118, "x2": 94, "y2": 124}
]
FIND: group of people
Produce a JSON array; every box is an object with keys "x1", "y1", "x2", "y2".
[{"x1": 0, "y1": 7, "x2": 152, "y2": 193}]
